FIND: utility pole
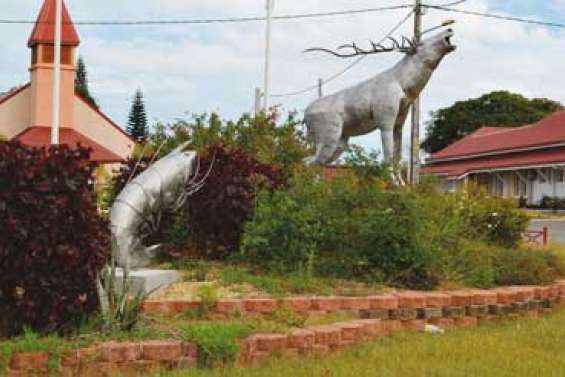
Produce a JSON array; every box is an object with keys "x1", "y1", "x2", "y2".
[
  {"x1": 318, "y1": 78, "x2": 323, "y2": 98},
  {"x1": 409, "y1": 0, "x2": 422, "y2": 184},
  {"x1": 263, "y1": 0, "x2": 274, "y2": 112},
  {"x1": 254, "y1": 87, "x2": 262, "y2": 116},
  {"x1": 51, "y1": 0, "x2": 63, "y2": 145}
]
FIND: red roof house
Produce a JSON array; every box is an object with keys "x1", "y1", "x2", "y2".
[
  {"x1": 423, "y1": 112, "x2": 565, "y2": 204},
  {"x1": 0, "y1": 0, "x2": 134, "y2": 166}
]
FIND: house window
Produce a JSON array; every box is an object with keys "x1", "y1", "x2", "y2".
[{"x1": 555, "y1": 169, "x2": 564, "y2": 183}]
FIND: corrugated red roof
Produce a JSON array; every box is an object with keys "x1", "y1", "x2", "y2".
[
  {"x1": 28, "y1": 0, "x2": 80, "y2": 47},
  {"x1": 14, "y1": 127, "x2": 123, "y2": 163},
  {"x1": 423, "y1": 147, "x2": 565, "y2": 179},
  {"x1": 430, "y1": 112, "x2": 565, "y2": 161}
]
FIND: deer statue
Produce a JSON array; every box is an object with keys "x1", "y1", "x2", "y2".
[{"x1": 303, "y1": 29, "x2": 456, "y2": 184}]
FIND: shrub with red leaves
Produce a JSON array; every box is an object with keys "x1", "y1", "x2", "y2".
[
  {"x1": 0, "y1": 141, "x2": 108, "y2": 335},
  {"x1": 188, "y1": 144, "x2": 287, "y2": 258}
]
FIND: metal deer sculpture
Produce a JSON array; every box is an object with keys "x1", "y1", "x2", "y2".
[
  {"x1": 110, "y1": 142, "x2": 212, "y2": 269},
  {"x1": 303, "y1": 29, "x2": 456, "y2": 183}
]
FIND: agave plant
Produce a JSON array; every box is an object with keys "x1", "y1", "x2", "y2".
[{"x1": 96, "y1": 252, "x2": 150, "y2": 334}]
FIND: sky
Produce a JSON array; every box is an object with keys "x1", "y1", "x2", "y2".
[{"x1": 1, "y1": 0, "x2": 565, "y2": 156}]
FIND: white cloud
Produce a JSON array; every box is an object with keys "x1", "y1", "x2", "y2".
[{"x1": 1, "y1": 0, "x2": 564, "y2": 158}]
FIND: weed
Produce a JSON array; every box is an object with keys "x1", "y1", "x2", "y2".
[{"x1": 180, "y1": 323, "x2": 253, "y2": 368}]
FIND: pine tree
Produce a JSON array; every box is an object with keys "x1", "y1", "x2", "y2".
[
  {"x1": 75, "y1": 56, "x2": 99, "y2": 109},
  {"x1": 127, "y1": 90, "x2": 148, "y2": 142}
]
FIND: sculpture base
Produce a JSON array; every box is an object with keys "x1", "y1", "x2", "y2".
[{"x1": 114, "y1": 269, "x2": 181, "y2": 296}]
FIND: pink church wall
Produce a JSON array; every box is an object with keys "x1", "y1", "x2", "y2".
[
  {"x1": 0, "y1": 87, "x2": 32, "y2": 139},
  {"x1": 74, "y1": 97, "x2": 134, "y2": 160}
]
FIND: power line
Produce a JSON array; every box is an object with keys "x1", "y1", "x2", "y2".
[
  {"x1": 425, "y1": 5, "x2": 565, "y2": 29},
  {"x1": 0, "y1": 4, "x2": 412, "y2": 26},
  {"x1": 272, "y1": 9, "x2": 414, "y2": 98}
]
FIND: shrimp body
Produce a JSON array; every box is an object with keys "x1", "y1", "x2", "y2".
[{"x1": 110, "y1": 144, "x2": 197, "y2": 268}]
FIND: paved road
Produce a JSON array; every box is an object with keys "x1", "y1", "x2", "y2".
[{"x1": 529, "y1": 219, "x2": 565, "y2": 245}]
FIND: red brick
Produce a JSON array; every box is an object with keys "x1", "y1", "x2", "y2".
[
  {"x1": 312, "y1": 297, "x2": 342, "y2": 311},
  {"x1": 281, "y1": 297, "x2": 312, "y2": 312},
  {"x1": 127, "y1": 360, "x2": 162, "y2": 374},
  {"x1": 170, "y1": 300, "x2": 201, "y2": 313},
  {"x1": 470, "y1": 290, "x2": 498, "y2": 306},
  {"x1": 477, "y1": 315, "x2": 498, "y2": 325},
  {"x1": 550, "y1": 285, "x2": 561, "y2": 298},
  {"x1": 99, "y1": 341, "x2": 141, "y2": 363},
  {"x1": 288, "y1": 329, "x2": 315, "y2": 349},
  {"x1": 510, "y1": 286, "x2": 535, "y2": 302},
  {"x1": 382, "y1": 320, "x2": 402, "y2": 334},
  {"x1": 5, "y1": 371, "x2": 23, "y2": 377},
  {"x1": 255, "y1": 334, "x2": 288, "y2": 354},
  {"x1": 353, "y1": 319, "x2": 383, "y2": 338},
  {"x1": 525, "y1": 310, "x2": 540, "y2": 318},
  {"x1": 369, "y1": 295, "x2": 399, "y2": 310},
  {"x1": 248, "y1": 351, "x2": 270, "y2": 367},
  {"x1": 335, "y1": 322, "x2": 363, "y2": 342},
  {"x1": 182, "y1": 342, "x2": 198, "y2": 358},
  {"x1": 281, "y1": 348, "x2": 300, "y2": 359},
  {"x1": 311, "y1": 326, "x2": 341, "y2": 346},
  {"x1": 558, "y1": 281, "x2": 565, "y2": 295},
  {"x1": 494, "y1": 289, "x2": 513, "y2": 304},
  {"x1": 58, "y1": 366, "x2": 77, "y2": 377},
  {"x1": 238, "y1": 336, "x2": 258, "y2": 364},
  {"x1": 340, "y1": 297, "x2": 370, "y2": 310},
  {"x1": 306, "y1": 310, "x2": 328, "y2": 319},
  {"x1": 78, "y1": 362, "x2": 119, "y2": 377},
  {"x1": 449, "y1": 291, "x2": 474, "y2": 307},
  {"x1": 428, "y1": 317, "x2": 455, "y2": 329},
  {"x1": 395, "y1": 292, "x2": 426, "y2": 308},
  {"x1": 402, "y1": 319, "x2": 426, "y2": 332},
  {"x1": 10, "y1": 352, "x2": 49, "y2": 370},
  {"x1": 424, "y1": 292, "x2": 451, "y2": 308},
  {"x1": 244, "y1": 298, "x2": 277, "y2": 313},
  {"x1": 454, "y1": 316, "x2": 478, "y2": 328},
  {"x1": 141, "y1": 341, "x2": 182, "y2": 361},
  {"x1": 214, "y1": 299, "x2": 243, "y2": 314},
  {"x1": 534, "y1": 286, "x2": 551, "y2": 300},
  {"x1": 308, "y1": 345, "x2": 330, "y2": 357}
]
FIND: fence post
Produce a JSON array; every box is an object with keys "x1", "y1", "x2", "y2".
[{"x1": 543, "y1": 226, "x2": 549, "y2": 246}]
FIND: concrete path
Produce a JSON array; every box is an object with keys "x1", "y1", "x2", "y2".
[{"x1": 529, "y1": 219, "x2": 565, "y2": 245}]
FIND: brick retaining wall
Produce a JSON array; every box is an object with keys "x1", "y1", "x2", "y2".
[{"x1": 5, "y1": 281, "x2": 565, "y2": 376}]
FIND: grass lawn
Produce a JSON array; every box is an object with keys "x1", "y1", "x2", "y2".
[{"x1": 163, "y1": 309, "x2": 565, "y2": 377}]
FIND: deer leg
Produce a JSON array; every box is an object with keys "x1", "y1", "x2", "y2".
[
  {"x1": 304, "y1": 116, "x2": 343, "y2": 166},
  {"x1": 381, "y1": 130, "x2": 401, "y2": 185}
]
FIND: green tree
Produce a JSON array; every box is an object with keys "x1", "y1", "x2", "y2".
[
  {"x1": 75, "y1": 56, "x2": 98, "y2": 109},
  {"x1": 422, "y1": 91, "x2": 563, "y2": 154},
  {"x1": 127, "y1": 89, "x2": 149, "y2": 142}
]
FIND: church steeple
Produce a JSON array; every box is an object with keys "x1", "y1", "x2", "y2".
[{"x1": 28, "y1": 0, "x2": 80, "y2": 129}]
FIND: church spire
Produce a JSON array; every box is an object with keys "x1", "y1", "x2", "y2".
[{"x1": 28, "y1": 0, "x2": 80, "y2": 48}]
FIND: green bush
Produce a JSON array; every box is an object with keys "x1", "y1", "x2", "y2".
[
  {"x1": 242, "y1": 170, "x2": 440, "y2": 289},
  {"x1": 241, "y1": 168, "x2": 549, "y2": 289},
  {"x1": 493, "y1": 247, "x2": 565, "y2": 286}
]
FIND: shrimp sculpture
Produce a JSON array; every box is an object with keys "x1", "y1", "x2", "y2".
[{"x1": 110, "y1": 142, "x2": 209, "y2": 269}]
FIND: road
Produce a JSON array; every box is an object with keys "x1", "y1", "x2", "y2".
[{"x1": 529, "y1": 219, "x2": 565, "y2": 245}]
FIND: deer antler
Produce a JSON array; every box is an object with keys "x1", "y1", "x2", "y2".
[{"x1": 305, "y1": 35, "x2": 416, "y2": 58}]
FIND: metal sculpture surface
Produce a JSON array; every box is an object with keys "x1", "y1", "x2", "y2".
[
  {"x1": 303, "y1": 29, "x2": 456, "y2": 182},
  {"x1": 110, "y1": 143, "x2": 208, "y2": 269}
]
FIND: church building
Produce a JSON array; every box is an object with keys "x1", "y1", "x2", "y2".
[{"x1": 0, "y1": 0, "x2": 134, "y2": 165}]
